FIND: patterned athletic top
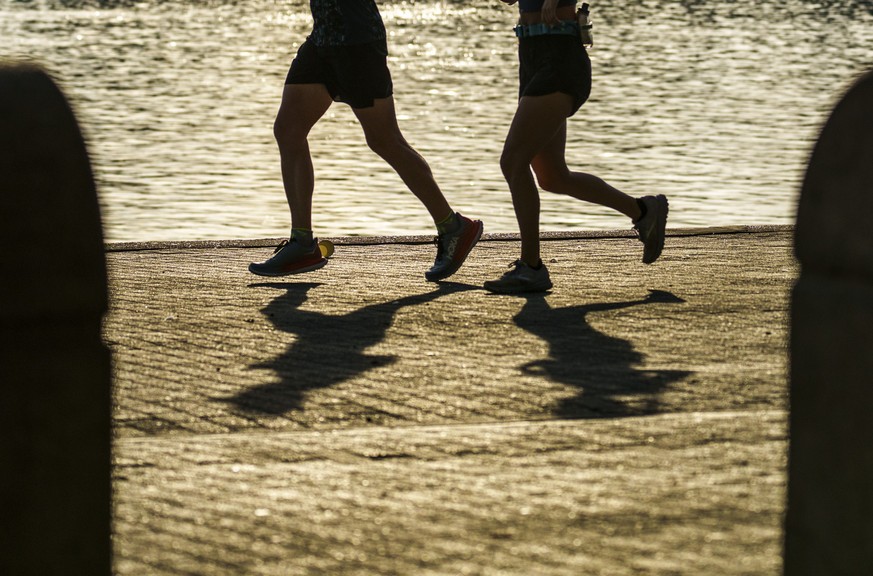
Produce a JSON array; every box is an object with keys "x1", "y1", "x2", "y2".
[{"x1": 309, "y1": 0, "x2": 386, "y2": 46}]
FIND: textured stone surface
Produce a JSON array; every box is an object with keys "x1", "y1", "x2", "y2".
[{"x1": 107, "y1": 228, "x2": 795, "y2": 575}]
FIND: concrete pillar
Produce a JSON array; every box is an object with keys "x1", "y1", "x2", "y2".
[
  {"x1": 787, "y1": 70, "x2": 873, "y2": 575},
  {"x1": 0, "y1": 64, "x2": 111, "y2": 574}
]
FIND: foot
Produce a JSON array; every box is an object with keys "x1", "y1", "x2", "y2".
[
  {"x1": 425, "y1": 213, "x2": 484, "y2": 281},
  {"x1": 484, "y1": 260, "x2": 553, "y2": 294},
  {"x1": 248, "y1": 238, "x2": 327, "y2": 277},
  {"x1": 634, "y1": 194, "x2": 668, "y2": 264}
]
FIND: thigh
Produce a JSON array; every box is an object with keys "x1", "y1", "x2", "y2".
[
  {"x1": 352, "y1": 96, "x2": 405, "y2": 144},
  {"x1": 530, "y1": 121, "x2": 570, "y2": 179},
  {"x1": 504, "y1": 92, "x2": 572, "y2": 164},
  {"x1": 275, "y1": 83, "x2": 334, "y2": 138}
]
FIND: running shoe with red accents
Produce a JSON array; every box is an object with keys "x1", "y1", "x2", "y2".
[{"x1": 425, "y1": 213, "x2": 484, "y2": 281}]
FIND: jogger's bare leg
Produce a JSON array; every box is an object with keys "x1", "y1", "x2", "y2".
[
  {"x1": 273, "y1": 83, "x2": 334, "y2": 231},
  {"x1": 500, "y1": 93, "x2": 572, "y2": 266},
  {"x1": 530, "y1": 123, "x2": 641, "y2": 220},
  {"x1": 353, "y1": 97, "x2": 453, "y2": 223}
]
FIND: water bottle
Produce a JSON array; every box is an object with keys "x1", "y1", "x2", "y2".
[{"x1": 577, "y1": 2, "x2": 594, "y2": 48}]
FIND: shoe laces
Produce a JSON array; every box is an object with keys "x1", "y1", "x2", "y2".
[
  {"x1": 432, "y1": 234, "x2": 446, "y2": 260},
  {"x1": 633, "y1": 222, "x2": 648, "y2": 241},
  {"x1": 501, "y1": 259, "x2": 525, "y2": 276},
  {"x1": 272, "y1": 238, "x2": 296, "y2": 254}
]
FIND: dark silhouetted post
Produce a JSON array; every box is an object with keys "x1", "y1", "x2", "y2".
[
  {"x1": 787, "y1": 70, "x2": 873, "y2": 575},
  {"x1": 0, "y1": 64, "x2": 111, "y2": 574}
]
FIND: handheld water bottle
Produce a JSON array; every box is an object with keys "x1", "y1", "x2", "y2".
[{"x1": 577, "y1": 2, "x2": 594, "y2": 47}]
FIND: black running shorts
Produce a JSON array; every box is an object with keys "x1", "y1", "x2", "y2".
[
  {"x1": 285, "y1": 37, "x2": 393, "y2": 109},
  {"x1": 518, "y1": 35, "x2": 591, "y2": 116}
]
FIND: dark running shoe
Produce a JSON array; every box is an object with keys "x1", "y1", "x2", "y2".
[
  {"x1": 484, "y1": 260, "x2": 553, "y2": 294},
  {"x1": 248, "y1": 238, "x2": 327, "y2": 277},
  {"x1": 634, "y1": 194, "x2": 668, "y2": 264}
]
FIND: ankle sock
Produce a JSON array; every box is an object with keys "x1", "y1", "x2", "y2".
[
  {"x1": 435, "y1": 212, "x2": 460, "y2": 234},
  {"x1": 291, "y1": 228, "x2": 314, "y2": 246}
]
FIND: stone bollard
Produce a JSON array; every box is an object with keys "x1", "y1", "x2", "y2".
[
  {"x1": 787, "y1": 70, "x2": 873, "y2": 575},
  {"x1": 0, "y1": 64, "x2": 111, "y2": 574}
]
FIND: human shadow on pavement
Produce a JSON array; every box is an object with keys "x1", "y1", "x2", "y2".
[
  {"x1": 224, "y1": 281, "x2": 477, "y2": 415},
  {"x1": 514, "y1": 289, "x2": 690, "y2": 419}
]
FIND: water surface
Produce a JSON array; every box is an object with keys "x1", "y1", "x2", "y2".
[{"x1": 3, "y1": 0, "x2": 871, "y2": 241}]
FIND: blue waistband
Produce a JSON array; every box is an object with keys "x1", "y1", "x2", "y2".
[{"x1": 513, "y1": 21, "x2": 579, "y2": 38}]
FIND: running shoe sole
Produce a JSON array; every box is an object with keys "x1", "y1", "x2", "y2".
[{"x1": 248, "y1": 257, "x2": 327, "y2": 277}]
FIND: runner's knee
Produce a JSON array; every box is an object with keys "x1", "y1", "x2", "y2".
[
  {"x1": 273, "y1": 114, "x2": 308, "y2": 150},
  {"x1": 364, "y1": 129, "x2": 404, "y2": 158},
  {"x1": 500, "y1": 145, "x2": 532, "y2": 180},
  {"x1": 534, "y1": 167, "x2": 568, "y2": 193}
]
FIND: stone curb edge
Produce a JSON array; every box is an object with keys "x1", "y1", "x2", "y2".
[{"x1": 105, "y1": 225, "x2": 794, "y2": 253}]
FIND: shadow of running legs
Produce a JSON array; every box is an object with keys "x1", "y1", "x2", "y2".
[
  {"x1": 513, "y1": 289, "x2": 691, "y2": 419},
  {"x1": 222, "y1": 281, "x2": 478, "y2": 415}
]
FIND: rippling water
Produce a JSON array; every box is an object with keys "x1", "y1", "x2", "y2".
[{"x1": 3, "y1": 0, "x2": 872, "y2": 241}]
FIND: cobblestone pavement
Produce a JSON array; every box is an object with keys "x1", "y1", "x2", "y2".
[{"x1": 107, "y1": 227, "x2": 795, "y2": 575}]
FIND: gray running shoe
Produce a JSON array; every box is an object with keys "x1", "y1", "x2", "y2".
[
  {"x1": 484, "y1": 260, "x2": 553, "y2": 294},
  {"x1": 248, "y1": 238, "x2": 327, "y2": 277},
  {"x1": 634, "y1": 194, "x2": 668, "y2": 264},
  {"x1": 425, "y1": 213, "x2": 484, "y2": 281}
]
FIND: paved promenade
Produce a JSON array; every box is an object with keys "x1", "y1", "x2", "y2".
[{"x1": 107, "y1": 226, "x2": 795, "y2": 575}]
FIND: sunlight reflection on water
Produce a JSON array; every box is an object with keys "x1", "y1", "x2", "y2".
[{"x1": 3, "y1": 0, "x2": 872, "y2": 241}]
